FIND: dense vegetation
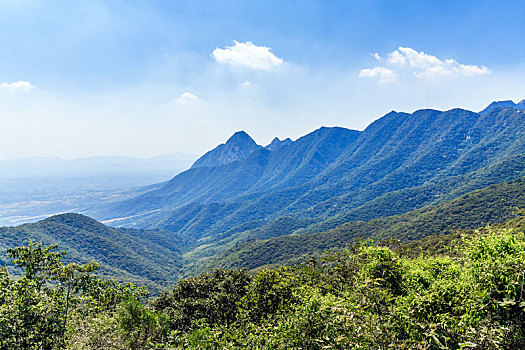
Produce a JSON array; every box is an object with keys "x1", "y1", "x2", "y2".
[
  {"x1": 1, "y1": 213, "x2": 524, "y2": 349},
  {"x1": 190, "y1": 176, "x2": 525, "y2": 273},
  {"x1": 0, "y1": 214, "x2": 191, "y2": 292}
]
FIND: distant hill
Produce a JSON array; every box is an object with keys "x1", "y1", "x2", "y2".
[
  {"x1": 191, "y1": 131, "x2": 262, "y2": 169},
  {"x1": 0, "y1": 213, "x2": 192, "y2": 291},
  {"x1": 480, "y1": 98, "x2": 525, "y2": 114}
]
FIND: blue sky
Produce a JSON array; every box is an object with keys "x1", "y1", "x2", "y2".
[{"x1": 1, "y1": 0, "x2": 524, "y2": 159}]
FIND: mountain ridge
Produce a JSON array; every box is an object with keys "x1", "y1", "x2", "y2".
[
  {"x1": 94, "y1": 107, "x2": 525, "y2": 238},
  {"x1": 82, "y1": 104, "x2": 525, "y2": 277},
  {"x1": 265, "y1": 137, "x2": 293, "y2": 151},
  {"x1": 480, "y1": 99, "x2": 525, "y2": 114},
  {"x1": 0, "y1": 213, "x2": 192, "y2": 291}
]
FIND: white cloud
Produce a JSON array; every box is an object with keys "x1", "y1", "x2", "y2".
[
  {"x1": 359, "y1": 67, "x2": 396, "y2": 83},
  {"x1": 1, "y1": 81, "x2": 36, "y2": 92},
  {"x1": 359, "y1": 47, "x2": 489, "y2": 81},
  {"x1": 213, "y1": 41, "x2": 283, "y2": 70},
  {"x1": 242, "y1": 81, "x2": 252, "y2": 88},
  {"x1": 176, "y1": 92, "x2": 199, "y2": 104}
]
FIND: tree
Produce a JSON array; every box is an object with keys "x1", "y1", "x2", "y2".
[{"x1": 0, "y1": 241, "x2": 98, "y2": 349}]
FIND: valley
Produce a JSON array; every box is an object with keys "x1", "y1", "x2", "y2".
[{"x1": 0, "y1": 154, "x2": 196, "y2": 226}]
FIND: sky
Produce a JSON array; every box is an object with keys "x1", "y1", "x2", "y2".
[{"x1": 0, "y1": 0, "x2": 524, "y2": 159}]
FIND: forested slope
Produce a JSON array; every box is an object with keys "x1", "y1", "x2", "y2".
[
  {"x1": 3, "y1": 214, "x2": 525, "y2": 349},
  {"x1": 203, "y1": 176, "x2": 525, "y2": 272},
  {"x1": 0, "y1": 213, "x2": 191, "y2": 291}
]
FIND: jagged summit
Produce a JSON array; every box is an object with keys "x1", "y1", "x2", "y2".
[
  {"x1": 226, "y1": 130, "x2": 252, "y2": 142},
  {"x1": 480, "y1": 99, "x2": 525, "y2": 114},
  {"x1": 191, "y1": 131, "x2": 262, "y2": 169},
  {"x1": 265, "y1": 137, "x2": 293, "y2": 151}
]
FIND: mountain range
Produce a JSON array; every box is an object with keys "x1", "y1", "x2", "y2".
[
  {"x1": 3, "y1": 99, "x2": 525, "y2": 284},
  {"x1": 93, "y1": 104, "x2": 525, "y2": 243},
  {"x1": 3, "y1": 175, "x2": 524, "y2": 284}
]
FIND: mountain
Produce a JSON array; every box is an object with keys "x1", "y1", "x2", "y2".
[
  {"x1": 0, "y1": 213, "x2": 192, "y2": 291},
  {"x1": 94, "y1": 126, "x2": 359, "y2": 223},
  {"x1": 265, "y1": 137, "x2": 293, "y2": 151},
  {"x1": 190, "y1": 131, "x2": 262, "y2": 169},
  {"x1": 480, "y1": 99, "x2": 525, "y2": 114},
  {"x1": 95, "y1": 107, "x2": 525, "y2": 243}
]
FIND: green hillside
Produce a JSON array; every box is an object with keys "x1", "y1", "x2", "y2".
[
  {"x1": 201, "y1": 176, "x2": 525, "y2": 272},
  {"x1": 3, "y1": 213, "x2": 524, "y2": 349},
  {"x1": 0, "y1": 214, "x2": 192, "y2": 291}
]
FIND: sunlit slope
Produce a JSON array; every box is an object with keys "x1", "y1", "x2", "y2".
[
  {"x1": 0, "y1": 213, "x2": 191, "y2": 291},
  {"x1": 200, "y1": 176, "x2": 525, "y2": 272}
]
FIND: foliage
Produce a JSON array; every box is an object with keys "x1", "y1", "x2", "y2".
[
  {"x1": 117, "y1": 297, "x2": 169, "y2": 349},
  {"x1": 0, "y1": 241, "x2": 145, "y2": 349},
  {"x1": 1, "y1": 211, "x2": 525, "y2": 349},
  {"x1": 0, "y1": 213, "x2": 190, "y2": 292},
  {"x1": 157, "y1": 221, "x2": 525, "y2": 349},
  {"x1": 152, "y1": 269, "x2": 252, "y2": 331}
]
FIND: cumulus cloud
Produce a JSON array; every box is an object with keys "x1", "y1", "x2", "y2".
[
  {"x1": 176, "y1": 92, "x2": 199, "y2": 104},
  {"x1": 1, "y1": 81, "x2": 36, "y2": 92},
  {"x1": 213, "y1": 41, "x2": 283, "y2": 70},
  {"x1": 358, "y1": 67, "x2": 396, "y2": 83},
  {"x1": 359, "y1": 47, "x2": 489, "y2": 81}
]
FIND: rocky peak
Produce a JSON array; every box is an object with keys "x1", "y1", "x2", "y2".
[
  {"x1": 191, "y1": 131, "x2": 262, "y2": 169},
  {"x1": 265, "y1": 137, "x2": 293, "y2": 151}
]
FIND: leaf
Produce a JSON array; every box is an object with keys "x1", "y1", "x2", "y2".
[{"x1": 497, "y1": 297, "x2": 516, "y2": 307}]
